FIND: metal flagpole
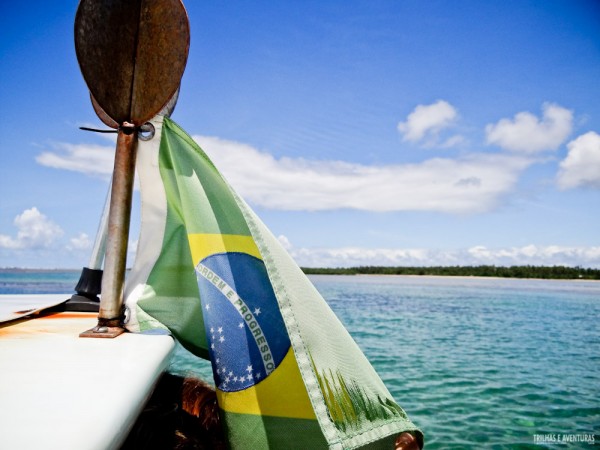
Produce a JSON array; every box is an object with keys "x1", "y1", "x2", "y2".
[{"x1": 75, "y1": 0, "x2": 190, "y2": 338}]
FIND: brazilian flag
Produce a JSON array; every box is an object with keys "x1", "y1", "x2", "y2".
[{"x1": 125, "y1": 116, "x2": 422, "y2": 449}]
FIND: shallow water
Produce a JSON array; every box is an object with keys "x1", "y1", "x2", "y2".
[
  {"x1": 308, "y1": 275, "x2": 599, "y2": 448},
  {"x1": 0, "y1": 269, "x2": 80, "y2": 295},
  {"x1": 2, "y1": 271, "x2": 598, "y2": 448}
]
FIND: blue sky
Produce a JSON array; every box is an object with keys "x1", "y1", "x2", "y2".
[{"x1": 1, "y1": 0, "x2": 599, "y2": 269}]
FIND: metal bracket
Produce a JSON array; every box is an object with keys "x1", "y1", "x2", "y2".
[{"x1": 79, "y1": 318, "x2": 125, "y2": 339}]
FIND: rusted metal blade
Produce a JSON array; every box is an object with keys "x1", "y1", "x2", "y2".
[
  {"x1": 91, "y1": 93, "x2": 119, "y2": 129},
  {"x1": 90, "y1": 86, "x2": 179, "y2": 129},
  {"x1": 160, "y1": 87, "x2": 180, "y2": 118},
  {"x1": 75, "y1": 0, "x2": 190, "y2": 126}
]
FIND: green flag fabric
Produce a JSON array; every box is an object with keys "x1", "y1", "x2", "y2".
[{"x1": 125, "y1": 115, "x2": 422, "y2": 449}]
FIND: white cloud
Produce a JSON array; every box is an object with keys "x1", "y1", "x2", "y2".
[
  {"x1": 466, "y1": 244, "x2": 600, "y2": 268},
  {"x1": 290, "y1": 246, "x2": 438, "y2": 268},
  {"x1": 557, "y1": 131, "x2": 600, "y2": 189},
  {"x1": 485, "y1": 103, "x2": 573, "y2": 153},
  {"x1": 0, "y1": 208, "x2": 63, "y2": 250},
  {"x1": 67, "y1": 233, "x2": 92, "y2": 251},
  {"x1": 440, "y1": 134, "x2": 466, "y2": 148},
  {"x1": 277, "y1": 235, "x2": 293, "y2": 250},
  {"x1": 36, "y1": 143, "x2": 114, "y2": 179},
  {"x1": 195, "y1": 135, "x2": 533, "y2": 214},
  {"x1": 397, "y1": 100, "x2": 459, "y2": 144},
  {"x1": 281, "y1": 240, "x2": 600, "y2": 268},
  {"x1": 37, "y1": 119, "x2": 541, "y2": 215}
]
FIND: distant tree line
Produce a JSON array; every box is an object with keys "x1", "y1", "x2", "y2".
[{"x1": 300, "y1": 265, "x2": 600, "y2": 280}]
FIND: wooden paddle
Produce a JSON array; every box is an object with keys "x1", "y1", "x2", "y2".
[{"x1": 75, "y1": 0, "x2": 190, "y2": 337}]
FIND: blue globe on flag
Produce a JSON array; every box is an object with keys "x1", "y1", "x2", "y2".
[{"x1": 195, "y1": 252, "x2": 291, "y2": 392}]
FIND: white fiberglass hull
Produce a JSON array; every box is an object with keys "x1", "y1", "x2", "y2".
[{"x1": 0, "y1": 294, "x2": 174, "y2": 450}]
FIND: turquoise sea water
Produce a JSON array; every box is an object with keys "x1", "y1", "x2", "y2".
[
  {"x1": 1, "y1": 270, "x2": 598, "y2": 448},
  {"x1": 310, "y1": 275, "x2": 599, "y2": 449},
  {"x1": 0, "y1": 269, "x2": 80, "y2": 294}
]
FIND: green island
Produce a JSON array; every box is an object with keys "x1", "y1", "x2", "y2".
[{"x1": 301, "y1": 265, "x2": 600, "y2": 280}]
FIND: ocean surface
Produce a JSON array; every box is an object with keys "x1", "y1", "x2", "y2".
[{"x1": 1, "y1": 270, "x2": 598, "y2": 448}]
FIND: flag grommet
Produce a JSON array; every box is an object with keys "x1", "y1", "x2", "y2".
[{"x1": 138, "y1": 122, "x2": 155, "y2": 141}]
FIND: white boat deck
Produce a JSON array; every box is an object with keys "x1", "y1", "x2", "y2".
[{"x1": 0, "y1": 294, "x2": 175, "y2": 450}]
